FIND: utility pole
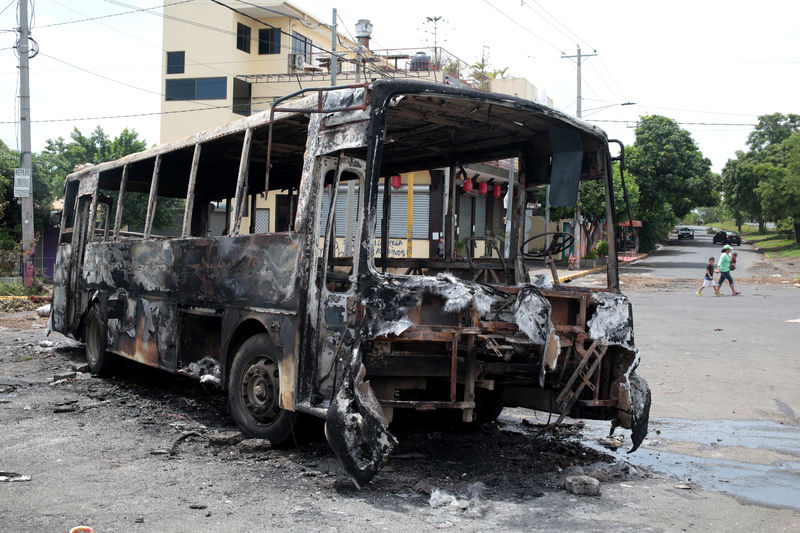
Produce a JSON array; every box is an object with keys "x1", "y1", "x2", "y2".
[
  {"x1": 561, "y1": 45, "x2": 596, "y2": 119},
  {"x1": 16, "y1": 0, "x2": 35, "y2": 287},
  {"x1": 561, "y1": 46, "x2": 596, "y2": 268},
  {"x1": 330, "y1": 8, "x2": 337, "y2": 86}
]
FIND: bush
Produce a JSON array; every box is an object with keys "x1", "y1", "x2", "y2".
[
  {"x1": 585, "y1": 249, "x2": 598, "y2": 260},
  {"x1": 595, "y1": 240, "x2": 608, "y2": 257},
  {"x1": 0, "y1": 278, "x2": 47, "y2": 297}
]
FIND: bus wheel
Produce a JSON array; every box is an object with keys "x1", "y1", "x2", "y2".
[
  {"x1": 85, "y1": 306, "x2": 115, "y2": 375},
  {"x1": 228, "y1": 334, "x2": 296, "y2": 444}
]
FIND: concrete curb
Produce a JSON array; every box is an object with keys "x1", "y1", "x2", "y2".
[{"x1": 558, "y1": 252, "x2": 651, "y2": 283}]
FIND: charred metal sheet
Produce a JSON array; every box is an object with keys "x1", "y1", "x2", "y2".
[
  {"x1": 51, "y1": 244, "x2": 71, "y2": 333},
  {"x1": 587, "y1": 292, "x2": 635, "y2": 350},
  {"x1": 325, "y1": 342, "x2": 397, "y2": 489}
]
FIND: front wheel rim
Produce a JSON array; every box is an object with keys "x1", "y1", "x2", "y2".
[{"x1": 239, "y1": 356, "x2": 280, "y2": 425}]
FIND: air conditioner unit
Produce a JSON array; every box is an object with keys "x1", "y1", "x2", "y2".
[{"x1": 292, "y1": 54, "x2": 305, "y2": 70}]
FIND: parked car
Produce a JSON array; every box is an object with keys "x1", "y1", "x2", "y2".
[
  {"x1": 677, "y1": 227, "x2": 694, "y2": 240},
  {"x1": 713, "y1": 230, "x2": 742, "y2": 246}
]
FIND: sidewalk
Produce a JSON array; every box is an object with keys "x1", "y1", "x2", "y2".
[{"x1": 528, "y1": 253, "x2": 651, "y2": 284}]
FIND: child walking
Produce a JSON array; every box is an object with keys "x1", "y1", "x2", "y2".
[{"x1": 696, "y1": 257, "x2": 717, "y2": 296}]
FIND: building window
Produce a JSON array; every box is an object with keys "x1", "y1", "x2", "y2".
[
  {"x1": 232, "y1": 78, "x2": 251, "y2": 116},
  {"x1": 258, "y1": 28, "x2": 281, "y2": 55},
  {"x1": 166, "y1": 51, "x2": 185, "y2": 74},
  {"x1": 165, "y1": 77, "x2": 227, "y2": 101},
  {"x1": 237, "y1": 23, "x2": 251, "y2": 53},
  {"x1": 291, "y1": 31, "x2": 312, "y2": 62}
]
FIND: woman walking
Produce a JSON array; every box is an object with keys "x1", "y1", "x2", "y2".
[{"x1": 715, "y1": 245, "x2": 741, "y2": 296}]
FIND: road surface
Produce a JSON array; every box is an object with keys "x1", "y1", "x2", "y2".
[{"x1": 1, "y1": 231, "x2": 799, "y2": 531}]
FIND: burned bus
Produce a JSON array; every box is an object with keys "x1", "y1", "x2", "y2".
[{"x1": 50, "y1": 80, "x2": 650, "y2": 487}]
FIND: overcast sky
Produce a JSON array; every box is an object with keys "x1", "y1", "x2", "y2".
[{"x1": 1, "y1": 0, "x2": 798, "y2": 172}]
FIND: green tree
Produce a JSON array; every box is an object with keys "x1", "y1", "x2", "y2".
[
  {"x1": 576, "y1": 163, "x2": 640, "y2": 251},
  {"x1": 626, "y1": 115, "x2": 716, "y2": 251},
  {"x1": 39, "y1": 126, "x2": 180, "y2": 233},
  {"x1": 0, "y1": 140, "x2": 62, "y2": 250},
  {"x1": 721, "y1": 154, "x2": 766, "y2": 232},
  {"x1": 746, "y1": 112, "x2": 800, "y2": 153},
  {"x1": 755, "y1": 133, "x2": 800, "y2": 243}
]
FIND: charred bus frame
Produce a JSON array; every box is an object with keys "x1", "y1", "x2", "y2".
[{"x1": 50, "y1": 79, "x2": 650, "y2": 487}]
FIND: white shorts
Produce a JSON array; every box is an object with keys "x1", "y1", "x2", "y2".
[{"x1": 702, "y1": 278, "x2": 716, "y2": 288}]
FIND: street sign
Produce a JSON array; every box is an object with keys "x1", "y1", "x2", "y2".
[{"x1": 14, "y1": 168, "x2": 31, "y2": 198}]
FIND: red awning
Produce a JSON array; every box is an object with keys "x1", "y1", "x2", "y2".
[{"x1": 618, "y1": 220, "x2": 643, "y2": 228}]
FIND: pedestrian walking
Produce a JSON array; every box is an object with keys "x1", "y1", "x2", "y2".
[
  {"x1": 696, "y1": 257, "x2": 717, "y2": 296},
  {"x1": 715, "y1": 244, "x2": 740, "y2": 296}
]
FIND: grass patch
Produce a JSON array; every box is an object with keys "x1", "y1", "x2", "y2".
[{"x1": 0, "y1": 279, "x2": 48, "y2": 297}]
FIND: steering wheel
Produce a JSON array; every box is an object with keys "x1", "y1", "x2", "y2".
[{"x1": 520, "y1": 231, "x2": 575, "y2": 259}]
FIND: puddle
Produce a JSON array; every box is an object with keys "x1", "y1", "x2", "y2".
[{"x1": 580, "y1": 417, "x2": 800, "y2": 511}]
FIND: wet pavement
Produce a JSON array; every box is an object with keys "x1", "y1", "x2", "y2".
[{"x1": 582, "y1": 417, "x2": 800, "y2": 511}]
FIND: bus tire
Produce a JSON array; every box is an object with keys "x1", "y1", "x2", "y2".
[
  {"x1": 85, "y1": 305, "x2": 115, "y2": 375},
  {"x1": 228, "y1": 334, "x2": 296, "y2": 444}
]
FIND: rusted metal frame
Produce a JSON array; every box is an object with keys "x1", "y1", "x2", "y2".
[
  {"x1": 554, "y1": 345, "x2": 607, "y2": 426},
  {"x1": 577, "y1": 295, "x2": 588, "y2": 329},
  {"x1": 319, "y1": 156, "x2": 344, "y2": 283},
  {"x1": 143, "y1": 155, "x2": 162, "y2": 239},
  {"x1": 605, "y1": 144, "x2": 622, "y2": 291},
  {"x1": 555, "y1": 338, "x2": 599, "y2": 407},
  {"x1": 450, "y1": 327, "x2": 460, "y2": 403},
  {"x1": 181, "y1": 142, "x2": 202, "y2": 238},
  {"x1": 462, "y1": 309, "x2": 479, "y2": 422},
  {"x1": 230, "y1": 128, "x2": 253, "y2": 236},
  {"x1": 513, "y1": 151, "x2": 527, "y2": 283},
  {"x1": 444, "y1": 163, "x2": 456, "y2": 260},
  {"x1": 87, "y1": 179, "x2": 100, "y2": 244},
  {"x1": 249, "y1": 191, "x2": 257, "y2": 234},
  {"x1": 264, "y1": 83, "x2": 370, "y2": 199},
  {"x1": 380, "y1": 175, "x2": 390, "y2": 272},
  {"x1": 113, "y1": 164, "x2": 128, "y2": 240},
  {"x1": 379, "y1": 400, "x2": 475, "y2": 410}
]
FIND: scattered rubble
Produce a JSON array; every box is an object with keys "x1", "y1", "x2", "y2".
[
  {"x1": 564, "y1": 475, "x2": 600, "y2": 496},
  {"x1": 238, "y1": 438, "x2": 271, "y2": 453},
  {"x1": 207, "y1": 431, "x2": 243, "y2": 446},
  {"x1": 0, "y1": 471, "x2": 31, "y2": 482}
]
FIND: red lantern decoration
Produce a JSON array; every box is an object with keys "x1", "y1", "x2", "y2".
[
  {"x1": 478, "y1": 181, "x2": 488, "y2": 195},
  {"x1": 493, "y1": 184, "x2": 502, "y2": 198},
  {"x1": 463, "y1": 176, "x2": 473, "y2": 192},
  {"x1": 391, "y1": 175, "x2": 402, "y2": 188}
]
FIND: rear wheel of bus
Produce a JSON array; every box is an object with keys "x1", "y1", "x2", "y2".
[
  {"x1": 85, "y1": 305, "x2": 116, "y2": 375},
  {"x1": 228, "y1": 334, "x2": 296, "y2": 444}
]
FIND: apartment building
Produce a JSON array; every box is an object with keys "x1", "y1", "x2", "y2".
[{"x1": 159, "y1": 1, "x2": 558, "y2": 259}]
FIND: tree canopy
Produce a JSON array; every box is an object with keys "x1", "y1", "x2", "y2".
[
  {"x1": 722, "y1": 112, "x2": 800, "y2": 242},
  {"x1": 0, "y1": 126, "x2": 155, "y2": 250},
  {"x1": 625, "y1": 115, "x2": 715, "y2": 250}
]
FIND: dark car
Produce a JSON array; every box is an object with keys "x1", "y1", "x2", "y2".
[
  {"x1": 713, "y1": 230, "x2": 742, "y2": 246},
  {"x1": 677, "y1": 227, "x2": 694, "y2": 240}
]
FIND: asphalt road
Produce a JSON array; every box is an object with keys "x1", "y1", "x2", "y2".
[
  {"x1": 578, "y1": 226, "x2": 800, "y2": 516},
  {"x1": 626, "y1": 225, "x2": 750, "y2": 281}
]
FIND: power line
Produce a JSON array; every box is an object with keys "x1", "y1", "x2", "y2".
[
  {"x1": 0, "y1": 0, "x2": 15, "y2": 17},
  {"x1": 525, "y1": 0, "x2": 593, "y2": 50},
  {"x1": 0, "y1": 104, "x2": 232, "y2": 124},
  {"x1": 49, "y1": 0, "x2": 233, "y2": 78},
  {"x1": 38, "y1": 51, "x2": 163, "y2": 97},
  {"x1": 588, "y1": 119, "x2": 756, "y2": 126},
  {"x1": 482, "y1": 0, "x2": 564, "y2": 55},
  {"x1": 34, "y1": 0, "x2": 194, "y2": 29}
]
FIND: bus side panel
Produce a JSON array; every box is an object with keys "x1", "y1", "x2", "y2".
[
  {"x1": 51, "y1": 243, "x2": 71, "y2": 334},
  {"x1": 81, "y1": 233, "x2": 303, "y2": 372}
]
